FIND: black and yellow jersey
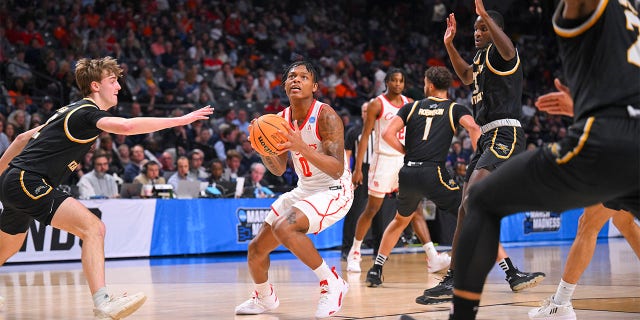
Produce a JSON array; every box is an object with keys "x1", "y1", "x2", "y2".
[
  {"x1": 471, "y1": 43, "x2": 523, "y2": 125},
  {"x1": 10, "y1": 98, "x2": 111, "y2": 186},
  {"x1": 397, "y1": 97, "x2": 472, "y2": 163},
  {"x1": 553, "y1": 0, "x2": 640, "y2": 120}
]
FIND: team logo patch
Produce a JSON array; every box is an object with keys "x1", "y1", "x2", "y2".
[
  {"x1": 309, "y1": 116, "x2": 316, "y2": 124},
  {"x1": 492, "y1": 143, "x2": 511, "y2": 156}
]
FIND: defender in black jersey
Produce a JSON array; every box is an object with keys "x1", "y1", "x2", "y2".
[
  {"x1": 439, "y1": 0, "x2": 545, "y2": 305},
  {"x1": 363, "y1": 66, "x2": 481, "y2": 288},
  {"x1": 0, "y1": 57, "x2": 212, "y2": 319},
  {"x1": 451, "y1": 1, "x2": 640, "y2": 319}
]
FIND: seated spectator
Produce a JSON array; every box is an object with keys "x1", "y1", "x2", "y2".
[
  {"x1": 263, "y1": 93, "x2": 285, "y2": 114},
  {"x1": 35, "y1": 95, "x2": 56, "y2": 121},
  {"x1": 237, "y1": 132, "x2": 261, "y2": 174},
  {"x1": 115, "y1": 143, "x2": 131, "y2": 172},
  {"x1": 158, "y1": 150, "x2": 176, "y2": 172},
  {"x1": 211, "y1": 62, "x2": 236, "y2": 91},
  {"x1": 0, "y1": 120, "x2": 11, "y2": 156},
  {"x1": 123, "y1": 144, "x2": 147, "y2": 182},
  {"x1": 221, "y1": 149, "x2": 243, "y2": 182},
  {"x1": 188, "y1": 149, "x2": 209, "y2": 181},
  {"x1": 214, "y1": 123, "x2": 239, "y2": 161},
  {"x1": 76, "y1": 152, "x2": 120, "y2": 199},
  {"x1": 446, "y1": 140, "x2": 471, "y2": 170},
  {"x1": 167, "y1": 156, "x2": 198, "y2": 190},
  {"x1": 206, "y1": 159, "x2": 234, "y2": 197},
  {"x1": 232, "y1": 108, "x2": 250, "y2": 136},
  {"x1": 7, "y1": 104, "x2": 30, "y2": 135},
  {"x1": 133, "y1": 160, "x2": 166, "y2": 185},
  {"x1": 241, "y1": 162, "x2": 274, "y2": 198},
  {"x1": 192, "y1": 127, "x2": 217, "y2": 162}
]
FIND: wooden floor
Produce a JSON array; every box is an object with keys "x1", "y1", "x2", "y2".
[{"x1": 0, "y1": 238, "x2": 638, "y2": 319}]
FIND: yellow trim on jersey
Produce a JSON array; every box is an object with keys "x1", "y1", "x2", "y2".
[
  {"x1": 64, "y1": 104, "x2": 100, "y2": 143},
  {"x1": 553, "y1": 0, "x2": 608, "y2": 38},
  {"x1": 448, "y1": 102, "x2": 457, "y2": 134},
  {"x1": 490, "y1": 127, "x2": 518, "y2": 159},
  {"x1": 19, "y1": 170, "x2": 53, "y2": 200},
  {"x1": 437, "y1": 166, "x2": 460, "y2": 191},
  {"x1": 485, "y1": 44, "x2": 521, "y2": 76},
  {"x1": 556, "y1": 117, "x2": 595, "y2": 164},
  {"x1": 406, "y1": 101, "x2": 420, "y2": 122}
]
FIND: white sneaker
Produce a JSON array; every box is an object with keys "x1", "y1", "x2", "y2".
[
  {"x1": 93, "y1": 292, "x2": 146, "y2": 320},
  {"x1": 427, "y1": 252, "x2": 451, "y2": 273},
  {"x1": 528, "y1": 296, "x2": 576, "y2": 320},
  {"x1": 315, "y1": 267, "x2": 349, "y2": 318},
  {"x1": 346, "y1": 251, "x2": 362, "y2": 273},
  {"x1": 235, "y1": 287, "x2": 280, "y2": 315}
]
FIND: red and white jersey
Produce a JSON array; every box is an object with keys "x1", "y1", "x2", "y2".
[
  {"x1": 373, "y1": 94, "x2": 410, "y2": 156},
  {"x1": 280, "y1": 100, "x2": 351, "y2": 191}
]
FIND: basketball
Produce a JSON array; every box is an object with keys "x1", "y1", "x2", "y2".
[{"x1": 249, "y1": 114, "x2": 289, "y2": 156}]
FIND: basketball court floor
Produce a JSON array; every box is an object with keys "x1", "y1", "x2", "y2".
[{"x1": 0, "y1": 238, "x2": 637, "y2": 319}]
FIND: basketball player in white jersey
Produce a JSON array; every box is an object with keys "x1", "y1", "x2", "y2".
[
  {"x1": 235, "y1": 61, "x2": 354, "y2": 319},
  {"x1": 347, "y1": 68, "x2": 451, "y2": 275}
]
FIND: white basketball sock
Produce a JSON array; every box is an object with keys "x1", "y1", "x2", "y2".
[
  {"x1": 553, "y1": 279, "x2": 576, "y2": 305},
  {"x1": 424, "y1": 242, "x2": 438, "y2": 261},
  {"x1": 255, "y1": 281, "x2": 273, "y2": 298},
  {"x1": 351, "y1": 238, "x2": 363, "y2": 253},
  {"x1": 313, "y1": 260, "x2": 335, "y2": 281}
]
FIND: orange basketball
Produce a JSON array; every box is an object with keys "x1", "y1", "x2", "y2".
[{"x1": 249, "y1": 114, "x2": 289, "y2": 156}]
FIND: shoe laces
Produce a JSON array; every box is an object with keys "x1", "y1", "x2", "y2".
[
  {"x1": 440, "y1": 272, "x2": 454, "y2": 284},
  {"x1": 318, "y1": 280, "x2": 331, "y2": 304}
]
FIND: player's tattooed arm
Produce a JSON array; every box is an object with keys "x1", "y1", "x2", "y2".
[{"x1": 314, "y1": 107, "x2": 346, "y2": 179}]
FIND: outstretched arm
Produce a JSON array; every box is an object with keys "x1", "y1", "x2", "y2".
[
  {"x1": 535, "y1": 78, "x2": 574, "y2": 117},
  {"x1": 444, "y1": 13, "x2": 473, "y2": 85},
  {"x1": 475, "y1": 0, "x2": 515, "y2": 61},
  {"x1": 97, "y1": 106, "x2": 213, "y2": 135}
]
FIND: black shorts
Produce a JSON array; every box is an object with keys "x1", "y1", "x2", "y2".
[
  {"x1": 470, "y1": 116, "x2": 640, "y2": 218},
  {"x1": 396, "y1": 163, "x2": 462, "y2": 217},
  {"x1": 466, "y1": 126, "x2": 525, "y2": 181},
  {"x1": 0, "y1": 167, "x2": 70, "y2": 234}
]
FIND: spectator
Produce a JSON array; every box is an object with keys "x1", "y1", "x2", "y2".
[
  {"x1": 7, "y1": 50, "x2": 33, "y2": 82},
  {"x1": 167, "y1": 156, "x2": 198, "y2": 190},
  {"x1": 263, "y1": 94, "x2": 285, "y2": 114},
  {"x1": 207, "y1": 159, "x2": 234, "y2": 197},
  {"x1": 188, "y1": 149, "x2": 209, "y2": 181},
  {"x1": 133, "y1": 160, "x2": 165, "y2": 186},
  {"x1": 0, "y1": 120, "x2": 10, "y2": 155},
  {"x1": 232, "y1": 108, "x2": 250, "y2": 136},
  {"x1": 7, "y1": 109, "x2": 29, "y2": 135},
  {"x1": 192, "y1": 126, "x2": 217, "y2": 162},
  {"x1": 158, "y1": 150, "x2": 176, "y2": 172},
  {"x1": 214, "y1": 123, "x2": 239, "y2": 161},
  {"x1": 35, "y1": 96, "x2": 56, "y2": 121},
  {"x1": 115, "y1": 143, "x2": 131, "y2": 170},
  {"x1": 241, "y1": 162, "x2": 274, "y2": 198},
  {"x1": 237, "y1": 132, "x2": 261, "y2": 174},
  {"x1": 212, "y1": 62, "x2": 237, "y2": 91},
  {"x1": 123, "y1": 144, "x2": 147, "y2": 183},
  {"x1": 77, "y1": 152, "x2": 120, "y2": 199},
  {"x1": 221, "y1": 149, "x2": 243, "y2": 182}
]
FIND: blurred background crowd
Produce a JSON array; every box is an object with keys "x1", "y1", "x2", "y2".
[{"x1": 0, "y1": 0, "x2": 608, "y2": 198}]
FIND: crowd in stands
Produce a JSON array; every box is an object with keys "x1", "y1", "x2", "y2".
[{"x1": 0, "y1": 0, "x2": 578, "y2": 197}]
